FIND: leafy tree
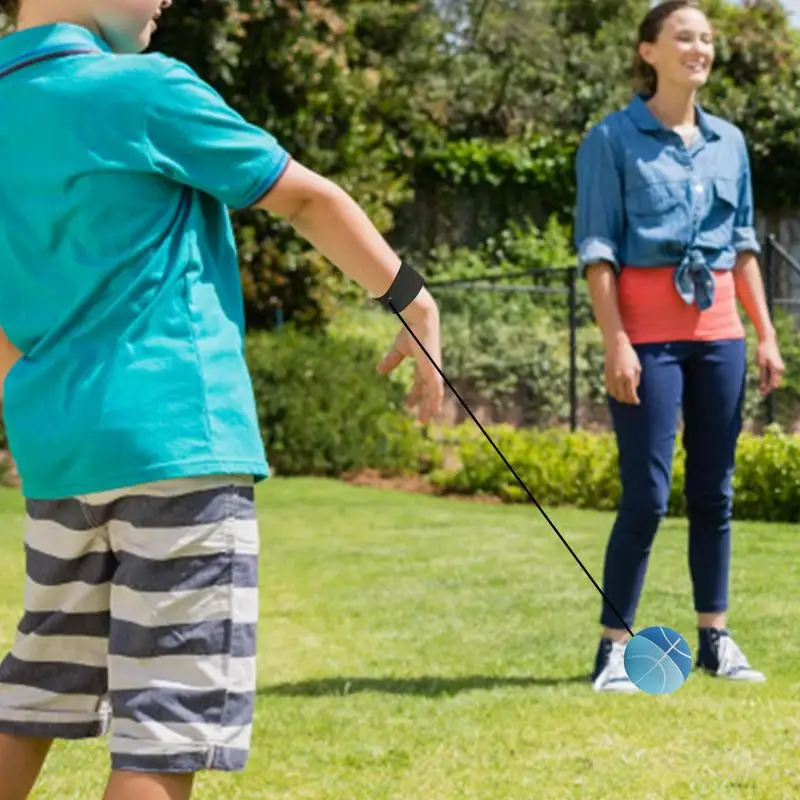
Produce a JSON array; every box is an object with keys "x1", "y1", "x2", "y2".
[
  {"x1": 6, "y1": 0, "x2": 800, "y2": 306},
  {"x1": 402, "y1": 0, "x2": 800, "y2": 254},
  {"x1": 154, "y1": 0, "x2": 423, "y2": 329},
  {"x1": 701, "y1": 0, "x2": 800, "y2": 217},
  {"x1": 389, "y1": 0, "x2": 652, "y2": 253}
]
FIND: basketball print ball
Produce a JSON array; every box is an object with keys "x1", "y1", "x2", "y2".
[{"x1": 624, "y1": 626, "x2": 693, "y2": 695}]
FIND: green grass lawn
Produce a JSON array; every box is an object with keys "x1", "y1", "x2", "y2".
[{"x1": 0, "y1": 478, "x2": 798, "y2": 799}]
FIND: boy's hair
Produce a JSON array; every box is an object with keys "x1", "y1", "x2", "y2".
[{"x1": 0, "y1": 0, "x2": 20, "y2": 20}]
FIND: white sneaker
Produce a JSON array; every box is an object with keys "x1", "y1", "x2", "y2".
[
  {"x1": 697, "y1": 628, "x2": 766, "y2": 683},
  {"x1": 591, "y1": 638, "x2": 639, "y2": 693}
]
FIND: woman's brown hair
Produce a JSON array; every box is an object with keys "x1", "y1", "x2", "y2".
[{"x1": 633, "y1": 0, "x2": 702, "y2": 95}]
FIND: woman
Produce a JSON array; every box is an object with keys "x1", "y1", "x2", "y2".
[{"x1": 574, "y1": 0, "x2": 784, "y2": 693}]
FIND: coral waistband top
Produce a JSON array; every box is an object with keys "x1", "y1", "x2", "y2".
[{"x1": 617, "y1": 267, "x2": 745, "y2": 345}]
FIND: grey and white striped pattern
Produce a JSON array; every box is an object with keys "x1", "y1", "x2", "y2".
[{"x1": 0, "y1": 475, "x2": 259, "y2": 774}]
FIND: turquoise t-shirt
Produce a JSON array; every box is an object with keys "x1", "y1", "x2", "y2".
[{"x1": 0, "y1": 23, "x2": 290, "y2": 499}]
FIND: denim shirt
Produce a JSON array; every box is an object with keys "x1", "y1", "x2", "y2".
[{"x1": 573, "y1": 94, "x2": 760, "y2": 309}]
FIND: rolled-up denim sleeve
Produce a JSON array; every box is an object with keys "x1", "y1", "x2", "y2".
[
  {"x1": 733, "y1": 135, "x2": 761, "y2": 256},
  {"x1": 574, "y1": 123, "x2": 623, "y2": 276}
]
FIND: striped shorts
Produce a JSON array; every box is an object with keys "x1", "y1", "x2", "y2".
[{"x1": 0, "y1": 475, "x2": 259, "y2": 774}]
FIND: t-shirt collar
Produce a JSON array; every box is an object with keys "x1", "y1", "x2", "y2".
[{"x1": 0, "y1": 23, "x2": 111, "y2": 70}]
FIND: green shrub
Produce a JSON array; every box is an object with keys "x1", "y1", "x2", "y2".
[
  {"x1": 246, "y1": 326, "x2": 441, "y2": 477},
  {"x1": 420, "y1": 220, "x2": 800, "y2": 430},
  {"x1": 324, "y1": 305, "x2": 411, "y2": 388},
  {"x1": 430, "y1": 424, "x2": 800, "y2": 523},
  {"x1": 733, "y1": 424, "x2": 800, "y2": 522},
  {"x1": 397, "y1": 219, "x2": 601, "y2": 424},
  {"x1": 438, "y1": 308, "x2": 608, "y2": 426},
  {"x1": 321, "y1": 294, "x2": 800, "y2": 434},
  {"x1": 742, "y1": 309, "x2": 800, "y2": 429},
  {"x1": 422, "y1": 217, "x2": 578, "y2": 326},
  {"x1": 0, "y1": 403, "x2": 8, "y2": 486},
  {"x1": 323, "y1": 294, "x2": 607, "y2": 428},
  {"x1": 423, "y1": 216, "x2": 575, "y2": 284},
  {"x1": 324, "y1": 220, "x2": 800, "y2": 432},
  {"x1": 424, "y1": 302, "x2": 800, "y2": 431}
]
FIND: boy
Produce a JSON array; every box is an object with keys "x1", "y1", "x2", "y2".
[{"x1": 0, "y1": 1, "x2": 444, "y2": 798}]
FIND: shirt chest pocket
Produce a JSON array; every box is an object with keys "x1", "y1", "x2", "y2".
[
  {"x1": 624, "y1": 182, "x2": 683, "y2": 219},
  {"x1": 701, "y1": 177, "x2": 739, "y2": 247},
  {"x1": 712, "y1": 177, "x2": 738, "y2": 207}
]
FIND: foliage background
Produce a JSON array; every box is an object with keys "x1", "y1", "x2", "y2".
[{"x1": 2, "y1": 1, "x2": 800, "y2": 487}]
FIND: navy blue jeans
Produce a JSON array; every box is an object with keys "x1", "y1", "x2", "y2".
[{"x1": 600, "y1": 338, "x2": 746, "y2": 630}]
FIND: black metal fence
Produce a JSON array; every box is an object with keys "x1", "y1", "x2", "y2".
[
  {"x1": 425, "y1": 235, "x2": 800, "y2": 432},
  {"x1": 762, "y1": 233, "x2": 800, "y2": 426},
  {"x1": 426, "y1": 266, "x2": 587, "y2": 431}
]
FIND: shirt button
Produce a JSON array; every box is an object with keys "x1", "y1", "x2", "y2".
[{"x1": 695, "y1": 184, "x2": 703, "y2": 193}]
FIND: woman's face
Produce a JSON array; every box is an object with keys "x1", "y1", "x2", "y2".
[{"x1": 639, "y1": 7, "x2": 714, "y2": 92}]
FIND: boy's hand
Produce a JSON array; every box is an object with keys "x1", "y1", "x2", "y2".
[
  {"x1": 255, "y1": 161, "x2": 446, "y2": 423},
  {"x1": 376, "y1": 295, "x2": 444, "y2": 424}
]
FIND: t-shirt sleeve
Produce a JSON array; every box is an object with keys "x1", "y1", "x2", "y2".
[{"x1": 140, "y1": 60, "x2": 291, "y2": 210}]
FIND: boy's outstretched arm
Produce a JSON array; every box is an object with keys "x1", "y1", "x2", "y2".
[
  {"x1": 136, "y1": 62, "x2": 443, "y2": 424},
  {"x1": 255, "y1": 159, "x2": 444, "y2": 424}
]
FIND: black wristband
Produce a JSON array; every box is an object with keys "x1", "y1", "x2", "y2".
[{"x1": 375, "y1": 261, "x2": 425, "y2": 313}]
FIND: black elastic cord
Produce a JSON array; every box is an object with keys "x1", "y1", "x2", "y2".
[
  {"x1": 376, "y1": 261, "x2": 426, "y2": 313},
  {"x1": 386, "y1": 299, "x2": 635, "y2": 638}
]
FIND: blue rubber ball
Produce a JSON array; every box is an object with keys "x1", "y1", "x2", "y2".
[{"x1": 623, "y1": 626, "x2": 693, "y2": 695}]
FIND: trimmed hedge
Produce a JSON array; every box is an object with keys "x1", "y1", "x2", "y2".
[
  {"x1": 2, "y1": 320, "x2": 798, "y2": 526},
  {"x1": 428, "y1": 424, "x2": 800, "y2": 523},
  {"x1": 246, "y1": 326, "x2": 440, "y2": 477}
]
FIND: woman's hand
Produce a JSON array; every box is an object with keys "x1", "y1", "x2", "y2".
[
  {"x1": 584, "y1": 263, "x2": 641, "y2": 406},
  {"x1": 756, "y1": 335, "x2": 784, "y2": 396},
  {"x1": 733, "y1": 254, "x2": 784, "y2": 397},
  {"x1": 605, "y1": 335, "x2": 642, "y2": 405}
]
